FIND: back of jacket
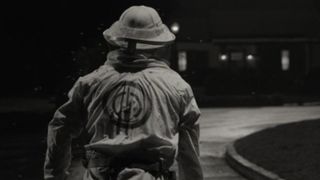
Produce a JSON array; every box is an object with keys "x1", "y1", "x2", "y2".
[{"x1": 44, "y1": 50, "x2": 203, "y2": 180}]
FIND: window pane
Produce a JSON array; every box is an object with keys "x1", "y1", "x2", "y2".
[
  {"x1": 178, "y1": 51, "x2": 187, "y2": 72},
  {"x1": 281, "y1": 50, "x2": 290, "y2": 71}
]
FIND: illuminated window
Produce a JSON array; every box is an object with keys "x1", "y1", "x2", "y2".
[
  {"x1": 281, "y1": 50, "x2": 290, "y2": 71},
  {"x1": 178, "y1": 51, "x2": 187, "y2": 71}
]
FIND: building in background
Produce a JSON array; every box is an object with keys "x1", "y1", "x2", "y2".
[
  {"x1": 168, "y1": 0, "x2": 320, "y2": 96},
  {"x1": 3, "y1": 0, "x2": 320, "y2": 100}
]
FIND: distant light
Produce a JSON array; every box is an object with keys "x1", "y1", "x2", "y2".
[
  {"x1": 220, "y1": 54, "x2": 228, "y2": 61},
  {"x1": 281, "y1": 50, "x2": 290, "y2": 71},
  {"x1": 246, "y1": 54, "x2": 254, "y2": 61},
  {"x1": 171, "y1": 22, "x2": 180, "y2": 34},
  {"x1": 178, "y1": 51, "x2": 187, "y2": 71},
  {"x1": 34, "y1": 86, "x2": 43, "y2": 92}
]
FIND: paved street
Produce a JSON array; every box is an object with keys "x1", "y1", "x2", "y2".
[
  {"x1": 1, "y1": 101, "x2": 320, "y2": 180},
  {"x1": 199, "y1": 105, "x2": 320, "y2": 180}
]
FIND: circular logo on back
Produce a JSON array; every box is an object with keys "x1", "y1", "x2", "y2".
[{"x1": 104, "y1": 81, "x2": 151, "y2": 131}]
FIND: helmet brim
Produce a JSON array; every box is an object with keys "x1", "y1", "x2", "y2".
[{"x1": 103, "y1": 21, "x2": 175, "y2": 50}]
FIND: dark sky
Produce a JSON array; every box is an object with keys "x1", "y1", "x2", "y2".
[
  {"x1": 3, "y1": 0, "x2": 179, "y2": 61},
  {"x1": 2, "y1": 0, "x2": 178, "y2": 95},
  {"x1": 4, "y1": 0, "x2": 320, "y2": 55},
  {"x1": 4, "y1": 0, "x2": 320, "y2": 54},
  {"x1": 2, "y1": 0, "x2": 320, "y2": 96}
]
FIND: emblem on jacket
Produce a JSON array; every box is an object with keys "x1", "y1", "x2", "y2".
[{"x1": 104, "y1": 81, "x2": 151, "y2": 134}]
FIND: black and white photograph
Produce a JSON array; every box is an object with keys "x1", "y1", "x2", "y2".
[{"x1": 2, "y1": 0, "x2": 320, "y2": 180}]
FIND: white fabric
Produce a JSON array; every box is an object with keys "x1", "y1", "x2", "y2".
[{"x1": 44, "y1": 50, "x2": 203, "y2": 180}]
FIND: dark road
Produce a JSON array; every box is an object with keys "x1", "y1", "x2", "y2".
[{"x1": 1, "y1": 105, "x2": 320, "y2": 180}]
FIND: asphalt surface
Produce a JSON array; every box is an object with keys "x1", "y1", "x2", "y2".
[
  {"x1": 199, "y1": 105, "x2": 320, "y2": 180},
  {"x1": 1, "y1": 102, "x2": 320, "y2": 180}
]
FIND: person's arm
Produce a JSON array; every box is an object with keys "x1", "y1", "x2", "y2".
[
  {"x1": 177, "y1": 87, "x2": 203, "y2": 180},
  {"x1": 44, "y1": 78, "x2": 85, "y2": 180}
]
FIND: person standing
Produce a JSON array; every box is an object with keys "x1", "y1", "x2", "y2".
[{"x1": 44, "y1": 5, "x2": 203, "y2": 180}]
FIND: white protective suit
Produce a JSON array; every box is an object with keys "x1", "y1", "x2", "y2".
[{"x1": 44, "y1": 50, "x2": 203, "y2": 180}]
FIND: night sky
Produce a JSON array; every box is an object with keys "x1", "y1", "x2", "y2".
[
  {"x1": 2, "y1": 0, "x2": 178, "y2": 96},
  {"x1": 2, "y1": 0, "x2": 320, "y2": 96}
]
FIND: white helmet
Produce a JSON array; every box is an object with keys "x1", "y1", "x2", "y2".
[{"x1": 103, "y1": 5, "x2": 175, "y2": 50}]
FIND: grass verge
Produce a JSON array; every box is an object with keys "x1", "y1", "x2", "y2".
[{"x1": 234, "y1": 119, "x2": 320, "y2": 180}]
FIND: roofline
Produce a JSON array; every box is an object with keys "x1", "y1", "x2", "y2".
[{"x1": 211, "y1": 37, "x2": 320, "y2": 43}]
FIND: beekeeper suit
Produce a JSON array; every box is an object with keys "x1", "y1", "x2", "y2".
[{"x1": 44, "y1": 5, "x2": 203, "y2": 180}]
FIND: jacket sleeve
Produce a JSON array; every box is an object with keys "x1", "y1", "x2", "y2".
[
  {"x1": 177, "y1": 86, "x2": 203, "y2": 180},
  {"x1": 44, "y1": 78, "x2": 85, "y2": 180}
]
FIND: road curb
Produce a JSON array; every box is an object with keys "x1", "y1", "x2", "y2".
[{"x1": 225, "y1": 142, "x2": 285, "y2": 180}]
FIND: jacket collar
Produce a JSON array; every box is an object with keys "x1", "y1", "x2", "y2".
[{"x1": 105, "y1": 50, "x2": 170, "y2": 70}]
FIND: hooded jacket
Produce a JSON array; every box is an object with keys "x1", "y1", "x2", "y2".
[{"x1": 44, "y1": 50, "x2": 203, "y2": 180}]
